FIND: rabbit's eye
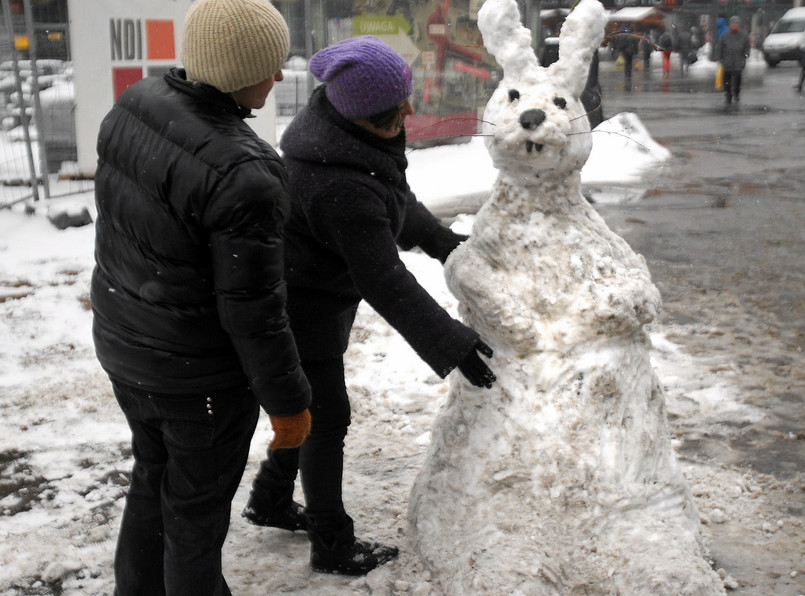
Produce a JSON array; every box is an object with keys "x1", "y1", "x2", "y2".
[
  {"x1": 508, "y1": 89, "x2": 520, "y2": 102},
  {"x1": 553, "y1": 97, "x2": 567, "y2": 109}
]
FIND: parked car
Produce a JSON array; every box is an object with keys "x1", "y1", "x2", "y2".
[{"x1": 762, "y1": 7, "x2": 805, "y2": 67}]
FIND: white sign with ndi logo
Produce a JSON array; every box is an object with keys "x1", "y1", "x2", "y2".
[{"x1": 67, "y1": 0, "x2": 279, "y2": 176}]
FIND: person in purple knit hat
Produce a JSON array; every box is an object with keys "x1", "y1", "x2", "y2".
[{"x1": 242, "y1": 35, "x2": 496, "y2": 575}]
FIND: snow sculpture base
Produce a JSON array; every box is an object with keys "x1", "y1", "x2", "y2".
[{"x1": 408, "y1": 0, "x2": 725, "y2": 594}]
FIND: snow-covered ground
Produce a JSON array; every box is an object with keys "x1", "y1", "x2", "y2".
[{"x1": 0, "y1": 114, "x2": 801, "y2": 595}]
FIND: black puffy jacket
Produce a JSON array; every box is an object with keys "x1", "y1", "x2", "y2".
[
  {"x1": 91, "y1": 69, "x2": 310, "y2": 416},
  {"x1": 279, "y1": 86, "x2": 479, "y2": 377}
]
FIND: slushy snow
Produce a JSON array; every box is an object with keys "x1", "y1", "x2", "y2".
[{"x1": 0, "y1": 22, "x2": 757, "y2": 593}]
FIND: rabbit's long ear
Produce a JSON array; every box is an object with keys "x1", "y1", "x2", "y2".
[
  {"x1": 478, "y1": 0, "x2": 541, "y2": 82},
  {"x1": 548, "y1": 0, "x2": 607, "y2": 96}
]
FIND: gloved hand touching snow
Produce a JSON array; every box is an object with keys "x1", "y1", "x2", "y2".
[
  {"x1": 419, "y1": 228, "x2": 469, "y2": 264},
  {"x1": 457, "y1": 339, "x2": 496, "y2": 388},
  {"x1": 269, "y1": 409, "x2": 311, "y2": 449}
]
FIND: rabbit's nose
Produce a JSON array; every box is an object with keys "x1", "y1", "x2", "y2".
[{"x1": 519, "y1": 109, "x2": 546, "y2": 130}]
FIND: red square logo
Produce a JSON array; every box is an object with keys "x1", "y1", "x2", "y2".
[
  {"x1": 113, "y1": 67, "x2": 143, "y2": 100},
  {"x1": 146, "y1": 19, "x2": 175, "y2": 60}
]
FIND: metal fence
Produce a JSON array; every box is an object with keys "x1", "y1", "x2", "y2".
[
  {"x1": 274, "y1": 68, "x2": 310, "y2": 117},
  {"x1": 0, "y1": 58, "x2": 90, "y2": 208},
  {"x1": 0, "y1": 36, "x2": 311, "y2": 210},
  {"x1": 0, "y1": 0, "x2": 90, "y2": 210}
]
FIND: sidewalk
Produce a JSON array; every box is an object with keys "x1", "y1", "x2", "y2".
[{"x1": 597, "y1": 52, "x2": 766, "y2": 95}]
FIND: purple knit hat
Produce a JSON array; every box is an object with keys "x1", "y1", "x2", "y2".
[{"x1": 310, "y1": 36, "x2": 413, "y2": 120}]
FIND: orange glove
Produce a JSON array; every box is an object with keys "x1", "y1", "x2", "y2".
[{"x1": 269, "y1": 409, "x2": 311, "y2": 449}]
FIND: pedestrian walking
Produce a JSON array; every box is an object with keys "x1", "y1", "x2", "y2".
[
  {"x1": 714, "y1": 16, "x2": 751, "y2": 105},
  {"x1": 241, "y1": 36, "x2": 496, "y2": 577},
  {"x1": 716, "y1": 17, "x2": 729, "y2": 42},
  {"x1": 91, "y1": 0, "x2": 312, "y2": 594},
  {"x1": 690, "y1": 25, "x2": 703, "y2": 50},
  {"x1": 796, "y1": 44, "x2": 805, "y2": 93},
  {"x1": 677, "y1": 27, "x2": 693, "y2": 76},
  {"x1": 640, "y1": 27, "x2": 656, "y2": 75},
  {"x1": 616, "y1": 25, "x2": 640, "y2": 86},
  {"x1": 658, "y1": 28, "x2": 674, "y2": 78}
]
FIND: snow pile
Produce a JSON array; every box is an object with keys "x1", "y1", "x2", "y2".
[
  {"x1": 0, "y1": 196, "x2": 796, "y2": 594},
  {"x1": 582, "y1": 112, "x2": 670, "y2": 185},
  {"x1": 408, "y1": 0, "x2": 724, "y2": 593}
]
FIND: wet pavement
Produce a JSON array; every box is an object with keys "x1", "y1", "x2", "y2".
[
  {"x1": 591, "y1": 61, "x2": 805, "y2": 479},
  {"x1": 589, "y1": 64, "x2": 805, "y2": 594}
]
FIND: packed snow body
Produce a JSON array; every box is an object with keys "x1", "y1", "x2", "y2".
[{"x1": 407, "y1": 0, "x2": 726, "y2": 593}]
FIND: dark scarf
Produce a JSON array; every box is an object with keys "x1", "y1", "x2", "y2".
[{"x1": 311, "y1": 85, "x2": 409, "y2": 174}]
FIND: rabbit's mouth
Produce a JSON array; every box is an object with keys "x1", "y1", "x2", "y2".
[{"x1": 525, "y1": 141, "x2": 544, "y2": 153}]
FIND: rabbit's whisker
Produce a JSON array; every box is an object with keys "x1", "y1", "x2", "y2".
[
  {"x1": 406, "y1": 117, "x2": 496, "y2": 136},
  {"x1": 404, "y1": 133, "x2": 493, "y2": 154},
  {"x1": 569, "y1": 110, "x2": 599, "y2": 123},
  {"x1": 574, "y1": 129, "x2": 653, "y2": 152},
  {"x1": 404, "y1": 117, "x2": 496, "y2": 153}
]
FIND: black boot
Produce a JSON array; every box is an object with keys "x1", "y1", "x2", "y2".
[
  {"x1": 242, "y1": 494, "x2": 307, "y2": 531},
  {"x1": 309, "y1": 517, "x2": 398, "y2": 576}
]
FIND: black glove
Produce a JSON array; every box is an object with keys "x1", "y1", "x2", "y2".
[
  {"x1": 457, "y1": 340, "x2": 496, "y2": 388},
  {"x1": 420, "y1": 228, "x2": 469, "y2": 264}
]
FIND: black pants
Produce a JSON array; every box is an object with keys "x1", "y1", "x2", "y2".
[
  {"x1": 250, "y1": 356, "x2": 352, "y2": 535},
  {"x1": 679, "y1": 51, "x2": 689, "y2": 75},
  {"x1": 724, "y1": 69, "x2": 743, "y2": 100},
  {"x1": 622, "y1": 53, "x2": 634, "y2": 80},
  {"x1": 112, "y1": 380, "x2": 259, "y2": 596}
]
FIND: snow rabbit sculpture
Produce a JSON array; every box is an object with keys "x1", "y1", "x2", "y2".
[{"x1": 408, "y1": 0, "x2": 726, "y2": 593}]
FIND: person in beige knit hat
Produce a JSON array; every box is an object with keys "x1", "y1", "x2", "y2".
[
  {"x1": 182, "y1": 0, "x2": 290, "y2": 106},
  {"x1": 92, "y1": 1, "x2": 310, "y2": 594}
]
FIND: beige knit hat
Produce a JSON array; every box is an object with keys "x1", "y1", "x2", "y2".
[{"x1": 181, "y1": 0, "x2": 290, "y2": 93}]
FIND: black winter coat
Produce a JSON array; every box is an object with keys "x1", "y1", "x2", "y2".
[
  {"x1": 279, "y1": 86, "x2": 479, "y2": 377},
  {"x1": 91, "y1": 69, "x2": 310, "y2": 417},
  {"x1": 714, "y1": 29, "x2": 751, "y2": 71}
]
